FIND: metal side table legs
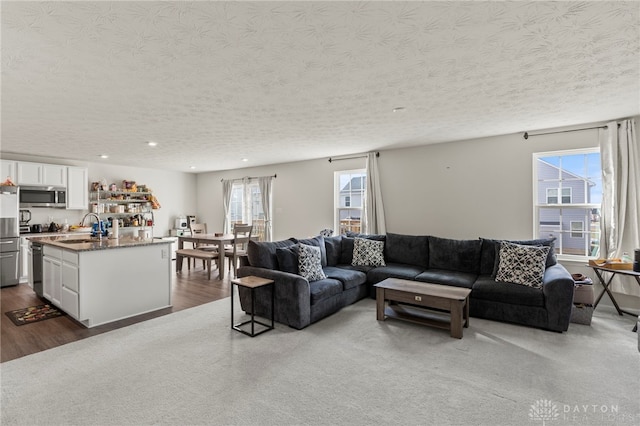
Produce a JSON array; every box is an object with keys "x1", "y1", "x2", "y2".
[{"x1": 230, "y1": 276, "x2": 275, "y2": 337}]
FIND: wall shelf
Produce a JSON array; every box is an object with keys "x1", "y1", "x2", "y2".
[{"x1": 89, "y1": 190, "x2": 155, "y2": 233}]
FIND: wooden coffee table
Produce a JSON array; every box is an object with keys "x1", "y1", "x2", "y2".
[{"x1": 374, "y1": 278, "x2": 472, "y2": 339}]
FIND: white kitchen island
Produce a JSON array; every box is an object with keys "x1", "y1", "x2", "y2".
[{"x1": 32, "y1": 235, "x2": 172, "y2": 328}]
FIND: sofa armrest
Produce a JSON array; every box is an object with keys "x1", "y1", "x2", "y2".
[
  {"x1": 542, "y1": 263, "x2": 575, "y2": 331},
  {"x1": 237, "y1": 266, "x2": 311, "y2": 329}
]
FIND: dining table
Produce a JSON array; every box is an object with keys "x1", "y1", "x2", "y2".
[{"x1": 177, "y1": 233, "x2": 235, "y2": 280}]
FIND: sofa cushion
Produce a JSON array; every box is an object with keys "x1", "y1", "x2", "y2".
[
  {"x1": 472, "y1": 276, "x2": 545, "y2": 307},
  {"x1": 309, "y1": 278, "x2": 343, "y2": 305},
  {"x1": 323, "y1": 266, "x2": 367, "y2": 290},
  {"x1": 324, "y1": 235, "x2": 343, "y2": 267},
  {"x1": 275, "y1": 245, "x2": 299, "y2": 275},
  {"x1": 366, "y1": 263, "x2": 425, "y2": 284},
  {"x1": 337, "y1": 263, "x2": 376, "y2": 274},
  {"x1": 352, "y1": 237, "x2": 386, "y2": 267},
  {"x1": 428, "y1": 236, "x2": 482, "y2": 274},
  {"x1": 480, "y1": 237, "x2": 557, "y2": 276},
  {"x1": 385, "y1": 233, "x2": 429, "y2": 268},
  {"x1": 298, "y1": 244, "x2": 327, "y2": 282},
  {"x1": 294, "y1": 236, "x2": 327, "y2": 267},
  {"x1": 414, "y1": 269, "x2": 477, "y2": 289},
  {"x1": 248, "y1": 239, "x2": 297, "y2": 270},
  {"x1": 495, "y1": 242, "x2": 550, "y2": 288},
  {"x1": 340, "y1": 237, "x2": 355, "y2": 265}
]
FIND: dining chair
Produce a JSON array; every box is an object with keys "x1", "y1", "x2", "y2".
[
  {"x1": 187, "y1": 223, "x2": 216, "y2": 268},
  {"x1": 224, "y1": 224, "x2": 253, "y2": 278}
]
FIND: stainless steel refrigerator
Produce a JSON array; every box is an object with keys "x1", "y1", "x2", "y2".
[{"x1": 1, "y1": 185, "x2": 20, "y2": 287}]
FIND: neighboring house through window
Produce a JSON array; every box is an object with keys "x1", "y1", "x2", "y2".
[
  {"x1": 335, "y1": 169, "x2": 366, "y2": 235},
  {"x1": 533, "y1": 148, "x2": 601, "y2": 258}
]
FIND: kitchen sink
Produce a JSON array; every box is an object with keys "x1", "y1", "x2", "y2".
[{"x1": 57, "y1": 239, "x2": 102, "y2": 244}]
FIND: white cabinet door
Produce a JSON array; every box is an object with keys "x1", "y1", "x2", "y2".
[
  {"x1": 16, "y1": 162, "x2": 67, "y2": 186},
  {"x1": 61, "y1": 287, "x2": 79, "y2": 319},
  {"x1": 66, "y1": 167, "x2": 88, "y2": 209},
  {"x1": 19, "y1": 237, "x2": 29, "y2": 284},
  {"x1": 43, "y1": 255, "x2": 62, "y2": 306},
  {"x1": 61, "y1": 261, "x2": 79, "y2": 319},
  {"x1": 1, "y1": 160, "x2": 17, "y2": 183},
  {"x1": 17, "y1": 162, "x2": 42, "y2": 185},
  {"x1": 43, "y1": 164, "x2": 67, "y2": 186}
]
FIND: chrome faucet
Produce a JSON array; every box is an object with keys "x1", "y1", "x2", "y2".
[{"x1": 81, "y1": 212, "x2": 104, "y2": 239}]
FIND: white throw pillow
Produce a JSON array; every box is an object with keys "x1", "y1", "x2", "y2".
[
  {"x1": 495, "y1": 241, "x2": 550, "y2": 288},
  {"x1": 352, "y1": 237, "x2": 386, "y2": 267},
  {"x1": 298, "y1": 244, "x2": 326, "y2": 282}
]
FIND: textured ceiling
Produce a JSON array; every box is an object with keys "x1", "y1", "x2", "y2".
[{"x1": 2, "y1": 1, "x2": 639, "y2": 173}]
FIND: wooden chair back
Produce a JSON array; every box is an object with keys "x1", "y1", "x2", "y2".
[{"x1": 226, "y1": 224, "x2": 253, "y2": 277}]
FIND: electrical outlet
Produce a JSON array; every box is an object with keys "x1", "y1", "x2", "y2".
[{"x1": 161, "y1": 249, "x2": 168, "y2": 259}]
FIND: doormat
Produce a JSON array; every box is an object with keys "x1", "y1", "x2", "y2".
[{"x1": 5, "y1": 304, "x2": 65, "y2": 326}]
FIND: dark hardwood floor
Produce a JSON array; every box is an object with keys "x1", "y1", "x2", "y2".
[{"x1": 1, "y1": 264, "x2": 230, "y2": 363}]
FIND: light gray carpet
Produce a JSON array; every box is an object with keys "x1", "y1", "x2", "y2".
[{"x1": 1, "y1": 297, "x2": 639, "y2": 426}]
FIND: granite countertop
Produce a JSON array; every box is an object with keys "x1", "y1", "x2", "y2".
[
  {"x1": 26, "y1": 234, "x2": 170, "y2": 252},
  {"x1": 20, "y1": 231, "x2": 92, "y2": 237}
]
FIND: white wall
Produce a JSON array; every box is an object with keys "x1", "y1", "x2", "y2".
[
  {"x1": 197, "y1": 125, "x2": 601, "y2": 240},
  {"x1": 196, "y1": 157, "x2": 364, "y2": 240},
  {"x1": 0, "y1": 153, "x2": 197, "y2": 237}
]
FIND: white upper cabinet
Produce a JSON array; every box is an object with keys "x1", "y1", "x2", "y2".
[
  {"x1": 17, "y1": 162, "x2": 41, "y2": 185},
  {"x1": 66, "y1": 166, "x2": 88, "y2": 210},
  {"x1": 16, "y1": 162, "x2": 67, "y2": 186},
  {"x1": 1, "y1": 160, "x2": 17, "y2": 183},
  {"x1": 43, "y1": 164, "x2": 67, "y2": 186}
]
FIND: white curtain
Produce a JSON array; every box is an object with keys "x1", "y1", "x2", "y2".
[
  {"x1": 600, "y1": 118, "x2": 640, "y2": 296},
  {"x1": 221, "y1": 179, "x2": 233, "y2": 234},
  {"x1": 363, "y1": 152, "x2": 386, "y2": 234},
  {"x1": 258, "y1": 176, "x2": 274, "y2": 241}
]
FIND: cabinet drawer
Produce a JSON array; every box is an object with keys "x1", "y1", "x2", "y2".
[
  {"x1": 62, "y1": 263, "x2": 79, "y2": 292},
  {"x1": 43, "y1": 246, "x2": 62, "y2": 259},
  {"x1": 61, "y1": 287, "x2": 79, "y2": 319},
  {"x1": 383, "y1": 288, "x2": 451, "y2": 311},
  {"x1": 62, "y1": 250, "x2": 79, "y2": 265}
]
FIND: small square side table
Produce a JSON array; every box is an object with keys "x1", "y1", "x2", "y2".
[{"x1": 230, "y1": 276, "x2": 275, "y2": 337}]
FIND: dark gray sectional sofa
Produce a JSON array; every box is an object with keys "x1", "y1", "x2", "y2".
[{"x1": 236, "y1": 232, "x2": 575, "y2": 332}]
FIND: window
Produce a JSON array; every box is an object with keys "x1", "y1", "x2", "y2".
[
  {"x1": 546, "y1": 187, "x2": 572, "y2": 204},
  {"x1": 228, "y1": 181, "x2": 267, "y2": 241},
  {"x1": 534, "y1": 149, "x2": 601, "y2": 258},
  {"x1": 570, "y1": 221, "x2": 584, "y2": 238},
  {"x1": 335, "y1": 169, "x2": 366, "y2": 235}
]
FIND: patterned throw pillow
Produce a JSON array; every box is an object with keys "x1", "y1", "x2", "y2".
[
  {"x1": 352, "y1": 237, "x2": 386, "y2": 267},
  {"x1": 495, "y1": 241, "x2": 550, "y2": 288},
  {"x1": 298, "y1": 244, "x2": 326, "y2": 282}
]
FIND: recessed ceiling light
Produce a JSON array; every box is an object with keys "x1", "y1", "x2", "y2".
[
  {"x1": 241, "y1": 158, "x2": 249, "y2": 162},
  {"x1": 190, "y1": 166, "x2": 196, "y2": 170},
  {"x1": 392, "y1": 107, "x2": 406, "y2": 113},
  {"x1": 99, "y1": 154, "x2": 109, "y2": 159},
  {"x1": 147, "y1": 141, "x2": 157, "y2": 147}
]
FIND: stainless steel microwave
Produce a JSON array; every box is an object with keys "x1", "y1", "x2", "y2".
[{"x1": 19, "y1": 186, "x2": 66, "y2": 208}]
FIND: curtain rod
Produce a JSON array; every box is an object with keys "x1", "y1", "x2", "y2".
[
  {"x1": 523, "y1": 123, "x2": 619, "y2": 140},
  {"x1": 220, "y1": 174, "x2": 277, "y2": 183},
  {"x1": 328, "y1": 152, "x2": 379, "y2": 163}
]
